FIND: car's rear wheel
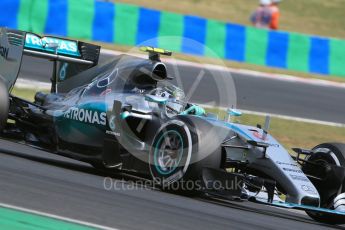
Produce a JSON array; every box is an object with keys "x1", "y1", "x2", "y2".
[
  {"x1": 0, "y1": 79, "x2": 9, "y2": 132},
  {"x1": 302, "y1": 143, "x2": 345, "y2": 224}
]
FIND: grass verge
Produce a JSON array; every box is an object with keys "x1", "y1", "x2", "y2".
[
  {"x1": 237, "y1": 113, "x2": 345, "y2": 152},
  {"x1": 11, "y1": 87, "x2": 47, "y2": 102},
  {"x1": 207, "y1": 108, "x2": 345, "y2": 153}
]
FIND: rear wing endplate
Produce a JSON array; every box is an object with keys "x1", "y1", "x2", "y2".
[{"x1": 0, "y1": 27, "x2": 100, "y2": 91}]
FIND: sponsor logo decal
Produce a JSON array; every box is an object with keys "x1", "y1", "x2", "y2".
[
  {"x1": 25, "y1": 33, "x2": 79, "y2": 56},
  {"x1": 162, "y1": 170, "x2": 184, "y2": 185},
  {"x1": 109, "y1": 115, "x2": 116, "y2": 131},
  {"x1": 290, "y1": 174, "x2": 309, "y2": 182},
  {"x1": 59, "y1": 63, "x2": 68, "y2": 81},
  {"x1": 282, "y1": 167, "x2": 303, "y2": 174},
  {"x1": 276, "y1": 161, "x2": 299, "y2": 167},
  {"x1": 267, "y1": 143, "x2": 280, "y2": 147},
  {"x1": 106, "y1": 130, "x2": 120, "y2": 137},
  {"x1": 63, "y1": 107, "x2": 106, "y2": 126},
  {"x1": 301, "y1": 185, "x2": 318, "y2": 195},
  {"x1": 252, "y1": 130, "x2": 268, "y2": 140},
  {"x1": 242, "y1": 149, "x2": 248, "y2": 162}
]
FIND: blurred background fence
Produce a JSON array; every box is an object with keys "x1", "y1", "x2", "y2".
[{"x1": 1, "y1": 0, "x2": 345, "y2": 77}]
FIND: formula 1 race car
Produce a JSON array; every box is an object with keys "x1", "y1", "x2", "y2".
[{"x1": 0, "y1": 28, "x2": 344, "y2": 224}]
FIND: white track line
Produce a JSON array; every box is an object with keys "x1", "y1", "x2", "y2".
[
  {"x1": 201, "y1": 105, "x2": 345, "y2": 127},
  {"x1": 15, "y1": 53, "x2": 345, "y2": 127},
  {"x1": 242, "y1": 109, "x2": 345, "y2": 128},
  {"x1": 14, "y1": 79, "x2": 345, "y2": 127},
  {"x1": 101, "y1": 49, "x2": 345, "y2": 89},
  {"x1": 0, "y1": 202, "x2": 118, "y2": 230},
  {"x1": 14, "y1": 80, "x2": 345, "y2": 127}
]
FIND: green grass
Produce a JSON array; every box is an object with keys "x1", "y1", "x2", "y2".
[
  {"x1": 12, "y1": 87, "x2": 345, "y2": 154},
  {"x1": 11, "y1": 87, "x2": 48, "y2": 101},
  {"x1": 241, "y1": 114, "x2": 345, "y2": 151},
  {"x1": 207, "y1": 108, "x2": 345, "y2": 153},
  {"x1": 116, "y1": 0, "x2": 345, "y2": 39}
]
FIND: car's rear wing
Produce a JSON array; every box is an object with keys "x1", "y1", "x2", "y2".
[{"x1": 0, "y1": 27, "x2": 100, "y2": 91}]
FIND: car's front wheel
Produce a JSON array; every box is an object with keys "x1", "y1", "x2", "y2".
[{"x1": 302, "y1": 143, "x2": 345, "y2": 224}]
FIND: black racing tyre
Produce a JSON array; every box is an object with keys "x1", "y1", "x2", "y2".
[
  {"x1": 149, "y1": 119, "x2": 222, "y2": 194},
  {"x1": 0, "y1": 79, "x2": 9, "y2": 132},
  {"x1": 302, "y1": 143, "x2": 345, "y2": 224}
]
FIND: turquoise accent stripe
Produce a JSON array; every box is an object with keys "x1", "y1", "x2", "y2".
[
  {"x1": 79, "y1": 102, "x2": 107, "y2": 112},
  {"x1": 154, "y1": 130, "x2": 184, "y2": 175},
  {"x1": 206, "y1": 118, "x2": 253, "y2": 140},
  {"x1": 226, "y1": 124, "x2": 253, "y2": 141},
  {"x1": 269, "y1": 201, "x2": 345, "y2": 216}
]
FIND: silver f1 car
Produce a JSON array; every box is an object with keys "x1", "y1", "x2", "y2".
[{"x1": 0, "y1": 28, "x2": 344, "y2": 224}]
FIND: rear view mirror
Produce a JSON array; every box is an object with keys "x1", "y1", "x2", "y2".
[
  {"x1": 226, "y1": 108, "x2": 242, "y2": 122},
  {"x1": 227, "y1": 108, "x2": 242, "y2": 117}
]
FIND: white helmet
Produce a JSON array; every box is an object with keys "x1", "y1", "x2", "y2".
[{"x1": 260, "y1": 0, "x2": 271, "y2": 6}]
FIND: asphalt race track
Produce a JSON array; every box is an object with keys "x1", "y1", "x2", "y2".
[
  {"x1": 0, "y1": 139, "x2": 344, "y2": 230},
  {"x1": 18, "y1": 53, "x2": 345, "y2": 124},
  {"x1": 2, "y1": 51, "x2": 344, "y2": 229}
]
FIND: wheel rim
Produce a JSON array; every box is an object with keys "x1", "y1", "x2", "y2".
[
  {"x1": 313, "y1": 148, "x2": 341, "y2": 166},
  {"x1": 154, "y1": 130, "x2": 184, "y2": 175}
]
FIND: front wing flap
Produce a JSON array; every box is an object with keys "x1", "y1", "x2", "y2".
[{"x1": 254, "y1": 198, "x2": 345, "y2": 224}]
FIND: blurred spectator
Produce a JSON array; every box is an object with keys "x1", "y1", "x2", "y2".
[
  {"x1": 250, "y1": 0, "x2": 272, "y2": 29},
  {"x1": 269, "y1": 0, "x2": 281, "y2": 30}
]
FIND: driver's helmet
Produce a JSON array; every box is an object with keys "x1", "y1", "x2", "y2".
[{"x1": 155, "y1": 85, "x2": 186, "y2": 114}]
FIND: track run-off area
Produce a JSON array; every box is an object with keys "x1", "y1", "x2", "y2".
[{"x1": 1, "y1": 49, "x2": 344, "y2": 229}]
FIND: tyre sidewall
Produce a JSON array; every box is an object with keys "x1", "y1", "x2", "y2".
[
  {"x1": 149, "y1": 120, "x2": 193, "y2": 189},
  {"x1": 305, "y1": 143, "x2": 345, "y2": 224},
  {"x1": 311, "y1": 143, "x2": 345, "y2": 193}
]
